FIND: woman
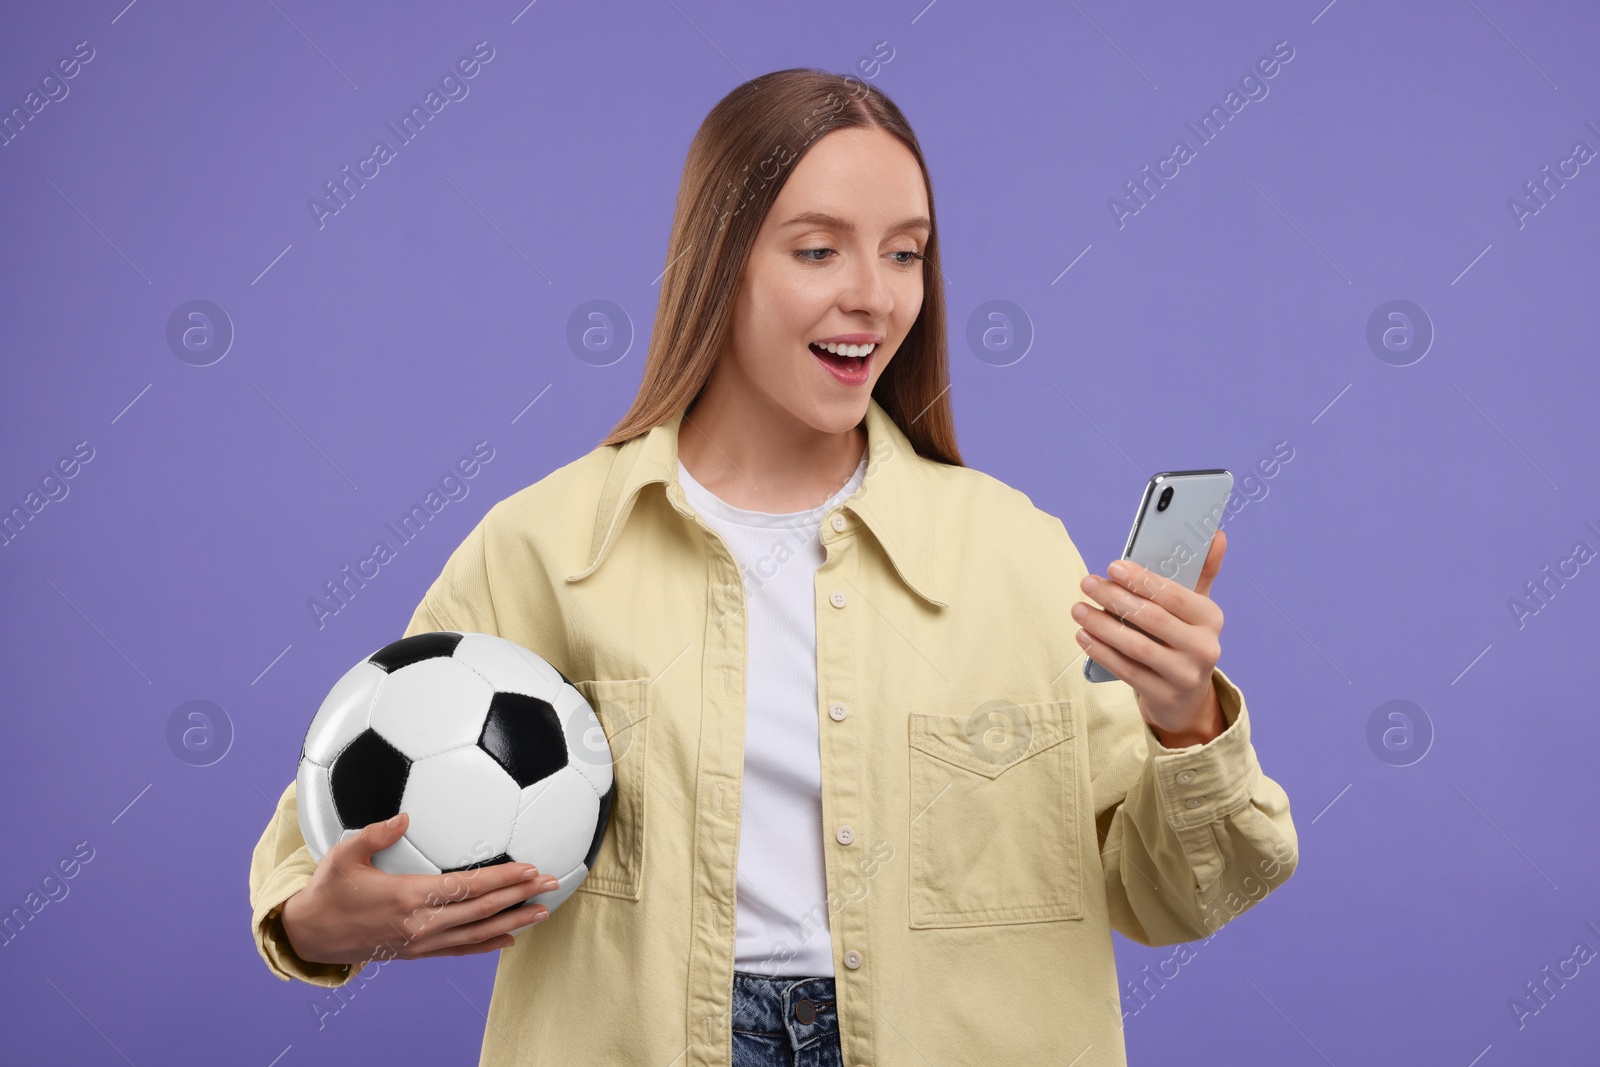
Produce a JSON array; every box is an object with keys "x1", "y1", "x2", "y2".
[{"x1": 250, "y1": 68, "x2": 1298, "y2": 1067}]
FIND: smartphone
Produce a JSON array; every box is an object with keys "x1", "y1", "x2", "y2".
[{"x1": 1083, "y1": 469, "x2": 1233, "y2": 684}]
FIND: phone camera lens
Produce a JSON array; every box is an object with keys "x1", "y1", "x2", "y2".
[{"x1": 1156, "y1": 486, "x2": 1174, "y2": 512}]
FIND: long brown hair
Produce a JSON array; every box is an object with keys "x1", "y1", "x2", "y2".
[{"x1": 596, "y1": 67, "x2": 962, "y2": 466}]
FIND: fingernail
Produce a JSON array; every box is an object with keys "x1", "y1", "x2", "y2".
[
  {"x1": 540, "y1": 876, "x2": 559, "y2": 890},
  {"x1": 1108, "y1": 561, "x2": 1128, "y2": 580},
  {"x1": 521, "y1": 866, "x2": 542, "y2": 880}
]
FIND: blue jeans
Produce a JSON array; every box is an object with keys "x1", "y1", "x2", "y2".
[{"x1": 731, "y1": 970, "x2": 842, "y2": 1067}]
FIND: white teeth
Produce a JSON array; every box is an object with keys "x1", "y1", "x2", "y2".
[{"x1": 812, "y1": 341, "x2": 876, "y2": 358}]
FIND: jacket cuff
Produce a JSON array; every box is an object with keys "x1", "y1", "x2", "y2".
[
  {"x1": 1144, "y1": 666, "x2": 1257, "y2": 830},
  {"x1": 251, "y1": 858, "x2": 355, "y2": 988}
]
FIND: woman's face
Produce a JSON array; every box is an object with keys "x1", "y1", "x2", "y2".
[{"x1": 717, "y1": 125, "x2": 930, "y2": 436}]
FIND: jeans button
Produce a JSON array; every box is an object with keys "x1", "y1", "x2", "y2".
[{"x1": 795, "y1": 998, "x2": 816, "y2": 1024}]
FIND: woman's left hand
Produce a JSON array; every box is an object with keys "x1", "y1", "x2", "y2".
[{"x1": 1072, "y1": 529, "x2": 1229, "y2": 748}]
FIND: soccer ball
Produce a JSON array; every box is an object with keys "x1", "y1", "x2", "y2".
[{"x1": 296, "y1": 631, "x2": 615, "y2": 914}]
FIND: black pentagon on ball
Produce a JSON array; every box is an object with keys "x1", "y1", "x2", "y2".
[
  {"x1": 443, "y1": 851, "x2": 512, "y2": 874},
  {"x1": 368, "y1": 631, "x2": 463, "y2": 673},
  {"x1": 584, "y1": 778, "x2": 617, "y2": 871},
  {"x1": 477, "y1": 691, "x2": 568, "y2": 788},
  {"x1": 330, "y1": 729, "x2": 412, "y2": 828}
]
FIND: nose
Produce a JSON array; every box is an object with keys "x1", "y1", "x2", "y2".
[{"x1": 838, "y1": 250, "x2": 897, "y2": 320}]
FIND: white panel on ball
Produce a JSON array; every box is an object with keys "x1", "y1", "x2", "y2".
[
  {"x1": 337, "y1": 827, "x2": 443, "y2": 876},
  {"x1": 301, "y1": 659, "x2": 386, "y2": 766},
  {"x1": 402, "y1": 747, "x2": 521, "y2": 869},
  {"x1": 370, "y1": 659, "x2": 495, "y2": 762},
  {"x1": 452, "y1": 632, "x2": 561, "y2": 699},
  {"x1": 509, "y1": 766, "x2": 600, "y2": 876},
  {"x1": 554, "y1": 683, "x2": 614, "y2": 797},
  {"x1": 296, "y1": 760, "x2": 340, "y2": 860}
]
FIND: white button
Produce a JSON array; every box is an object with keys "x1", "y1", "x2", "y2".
[
  {"x1": 829, "y1": 702, "x2": 848, "y2": 721},
  {"x1": 1184, "y1": 797, "x2": 1202, "y2": 809},
  {"x1": 836, "y1": 825, "x2": 854, "y2": 844},
  {"x1": 843, "y1": 949, "x2": 862, "y2": 969},
  {"x1": 831, "y1": 513, "x2": 847, "y2": 532},
  {"x1": 1177, "y1": 770, "x2": 1196, "y2": 784},
  {"x1": 830, "y1": 591, "x2": 847, "y2": 608}
]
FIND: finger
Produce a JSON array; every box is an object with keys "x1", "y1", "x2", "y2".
[
  {"x1": 1104, "y1": 557, "x2": 1219, "y2": 629},
  {"x1": 1081, "y1": 578, "x2": 1219, "y2": 669},
  {"x1": 406, "y1": 900, "x2": 550, "y2": 956},
  {"x1": 434, "y1": 872, "x2": 558, "y2": 931},
  {"x1": 409, "y1": 934, "x2": 516, "y2": 959},
  {"x1": 426, "y1": 860, "x2": 545, "y2": 905},
  {"x1": 1076, "y1": 621, "x2": 1164, "y2": 694},
  {"x1": 383, "y1": 874, "x2": 548, "y2": 954},
  {"x1": 337, "y1": 812, "x2": 410, "y2": 864},
  {"x1": 1194, "y1": 528, "x2": 1226, "y2": 599},
  {"x1": 1079, "y1": 575, "x2": 1186, "y2": 648},
  {"x1": 1076, "y1": 604, "x2": 1187, "y2": 685}
]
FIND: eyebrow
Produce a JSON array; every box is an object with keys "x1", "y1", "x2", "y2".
[{"x1": 779, "y1": 210, "x2": 932, "y2": 237}]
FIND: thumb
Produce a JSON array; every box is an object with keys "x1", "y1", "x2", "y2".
[
  {"x1": 1194, "y1": 528, "x2": 1226, "y2": 599},
  {"x1": 341, "y1": 811, "x2": 408, "y2": 864}
]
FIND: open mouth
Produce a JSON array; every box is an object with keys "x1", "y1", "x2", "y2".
[{"x1": 809, "y1": 341, "x2": 874, "y2": 382}]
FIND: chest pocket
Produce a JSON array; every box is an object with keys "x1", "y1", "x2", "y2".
[
  {"x1": 907, "y1": 698, "x2": 1083, "y2": 928},
  {"x1": 571, "y1": 678, "x2": 651, "y2": 901}
]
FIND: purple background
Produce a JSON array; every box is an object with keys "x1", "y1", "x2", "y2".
[{"x1": 3, "y1": 1, "x2": 1597, "y2": 1063}]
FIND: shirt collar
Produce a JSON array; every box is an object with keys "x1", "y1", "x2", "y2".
[{"x1": 565, "y1": 396, "x2": 949, "y2": 609}]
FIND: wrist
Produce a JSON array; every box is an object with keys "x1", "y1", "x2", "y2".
[
  {"x1": 1152, "y1": 688, "x2": 1225, "y2": 749},
  {"x1": 277, "y1": 888, "x2": 321, "y2": 963},
  {"x1": 1154, "y1": 726, "x2": 1213, "y2": 749}
]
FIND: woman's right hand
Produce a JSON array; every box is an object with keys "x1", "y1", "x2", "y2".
[{"x1": 279, "y1": 812, "x2": 559, "y2": 966}]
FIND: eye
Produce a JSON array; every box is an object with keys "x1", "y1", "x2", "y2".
[{"x1": 794, "y1": 248, "x2": 926, "y2": 266}]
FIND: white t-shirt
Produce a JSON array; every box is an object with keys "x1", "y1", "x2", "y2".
[{"x1": 677, "y1": 450, "x2": 868, "y2": 977}]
